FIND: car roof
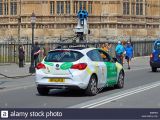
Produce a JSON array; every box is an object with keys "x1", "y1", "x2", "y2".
[
  {"x1": 68, "y1": 46, "x2": 88, "y2": 50},
  {"x1": 49, "y1": 47, "x2": 97, "y2": 54}
]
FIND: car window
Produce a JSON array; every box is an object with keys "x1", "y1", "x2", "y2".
[
  {"x1": 154, "y1": 41, "x2": 160, "y2": 50},
  {"x1": 98, "y1": 49, "x2": 111, "y2": 62},
  {"x1": 87, "y1": 50, "x2": 102, "y2": 61},
  {"x1": 44, "y1": 50, "x2": 83, "y2": 62}
]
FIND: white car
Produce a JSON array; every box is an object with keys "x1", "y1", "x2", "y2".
[{"x1": 35, "y1": 47, "x2": 125, "y2": 96}]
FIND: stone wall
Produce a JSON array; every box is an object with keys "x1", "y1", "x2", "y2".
[{"x1": 0, "y1": 0, "x2": 159, "y2": 41}]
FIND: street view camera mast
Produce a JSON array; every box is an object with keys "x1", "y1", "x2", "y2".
[{"x1": 74, "y1": 9, "x2": 89, "y2": 42}]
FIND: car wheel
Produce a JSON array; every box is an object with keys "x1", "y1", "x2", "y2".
[
  {"x1": 37, "y1": 87, "x2": 50, "y2": 96},
  {"x1": 85, "y1": 75, "x2": 98, "y2": 96},
  {"x1": 152, "y1": 67, "x2": 157, "y2": 72},
  {"x1": 115, "y1": 71, "x2": 124, "y2": 89}
]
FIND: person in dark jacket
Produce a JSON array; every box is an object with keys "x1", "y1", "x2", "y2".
[
  {"x1": 18, "y1": 45, "x2": 25, "y2": 67},
  {"x1": 33, "y1": 42, "x2": 41, "y2": 67}
]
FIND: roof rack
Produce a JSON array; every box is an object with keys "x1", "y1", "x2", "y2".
[{"x1": 68, "y1": 46, "x2": 88, "y2": 50}]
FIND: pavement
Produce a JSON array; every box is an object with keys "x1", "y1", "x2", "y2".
[
  {"x1": 0, "y1": 63, "x2": 34, "y2": 78},
  {"x1": 0, "y1": 56, "x2": 150, "y2": 78}
]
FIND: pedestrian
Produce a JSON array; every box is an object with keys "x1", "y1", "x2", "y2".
[
  {"x1": 42, "y1": 47, "x2": 47, "y2": 57},
  {"x1": 18, "y1": 45, "x2": 25, "y2": 67},
  {"x1": 115, "y1": 41, "x2": 125, "y2": 65},
  {"x1": 100, "y1": 44, "x2": 105, "y2": 51},
  {"x1": 105, "y1": 43, "x2": 112, "y2": 53},
  {"x1": 33, "y1": 41, "x2": 41, "y2": 67},
  {"x1": 22, "y1": 45, "x2": 25, "y2": 65},
  {"x1": 121, "y1": 40, "x2": 126, "y2": 64},
  {"x1": 125, "y1": 41, "x2": 133, "y2": 69},
  {"x1": 100, "y1": 44, "x2": 107, "y2": 58}
]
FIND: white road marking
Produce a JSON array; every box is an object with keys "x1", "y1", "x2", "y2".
[{"x1": 69, "y1": 81, "x2": 160, "y2": 108}]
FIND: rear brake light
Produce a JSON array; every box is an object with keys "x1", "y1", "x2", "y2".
[
  {"x1": 150, "y1": 53, "x2": 153, "y2": 58},
  {"x1": 36, "y1": 63, "x2": 46, "y2": 69},
  {"x1": 71, "y1": 63, "x2": 87, "y2": 70},
  {"x1": 150, "y1": 53, "x2": 154, "y2": 61}
]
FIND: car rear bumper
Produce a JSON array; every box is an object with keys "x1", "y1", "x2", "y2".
[
  {"x1": 36, "y1": 82, "x2": 87, "y2": 90},
  {"x1": 35, "y1": 72, "x2": 90, "y2": 89},
  {"x1": 37, "y1": 84, "x2": 81, "y2": 89},
  {"x1": 150, "y1": 61, "x2": 160, "y2": 68}
]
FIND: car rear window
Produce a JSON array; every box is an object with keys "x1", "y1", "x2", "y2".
[
  {"x1": 154, "y1": 41, "x2": 160, "y2": 50},
  {"x1": 44, "y1": 50, "x2": 84, "y2": 62}
]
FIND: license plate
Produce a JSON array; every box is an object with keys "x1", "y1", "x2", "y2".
[{"x1": 48, "y1": 78, "x2": 64, "y2": 82}]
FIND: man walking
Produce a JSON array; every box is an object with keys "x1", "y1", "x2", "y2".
[
  {"x1": 125, "y1": 41, "x2": 133, "y2": 69},
  {"x1": 33, "y1": 42, "x2": 41, "y2": 67},
  {"x1": 18, "y1": 45, "x2": 25, "y2": 67},
  {"x1": 115, "y1": 41, "x2": 125, "y2": 65}
]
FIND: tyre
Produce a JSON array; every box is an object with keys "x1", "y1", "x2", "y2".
[
  {"x1": 37, "y1": 87, "x2": 50, "y2": 95},
  {"x1": 152, "y1": 67, "x2": 157, "y2": 72},
  {"x1": 115, "y1": 71, "x2": 124, "y2": 89},
  {"x1": 85, "y1": 75, "x2": 98, "y2": 96}
]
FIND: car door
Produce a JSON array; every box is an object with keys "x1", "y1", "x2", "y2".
[
  {"x1": 98, "y1": 49, "x2": 117, "y2": 87},
  {"x1": 86, "y1": 49, "x2": 105, "y2": 88}
]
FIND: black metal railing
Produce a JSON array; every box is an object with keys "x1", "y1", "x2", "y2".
[{"x1": 0, "y1": 39, "x2": 155, "y2": 63}]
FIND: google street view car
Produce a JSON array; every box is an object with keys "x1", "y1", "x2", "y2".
[
  {"x1": 35, "y1": 47, "x2": 125, "y2": 96},
  {"x1": 150, "y1": 40, "x2": 160, "y2": 72}
]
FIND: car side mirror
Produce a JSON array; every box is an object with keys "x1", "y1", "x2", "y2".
[{"x1": 112, "y1": 58, "x2": 118, "y2": 62}]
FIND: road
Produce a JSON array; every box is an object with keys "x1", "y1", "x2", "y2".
[{"x1": 0, "y1": 57, "x2": 160, "y2": 108}]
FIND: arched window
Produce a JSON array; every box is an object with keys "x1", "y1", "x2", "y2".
[
  {"x1": 4, "y1": 0, "x2": 8, "y2": 15},
  {"x1": 136, "y1": 0, "x2": 143, "y2": 15},
  {"x1": 73, "y1": 1, "x2": 78, "y2": 14},
  {"x1": 10, "y1": 0, "x2": 17, "y2": 15},
  {"x1": 50, "y1": 1, "x2": 54, "y2": 15},
  {"x1": 88, "y1": 1, "x2": 92, "y2": 14},
  {"x1": 57, "y1": 1, "x2": 64, "y2": 15},
  {"x1": 131, "y1": 0, "x2": 135, "y2": 15},
  {"x1": 123, "y1": 0, "x2": 130, "y2": 15},
  {"x1": 0, "y1": 0, "x2": 3, "y2": 15},
  {"x1": 66, "y1": 1, "x2": 70, "y2": 14}
]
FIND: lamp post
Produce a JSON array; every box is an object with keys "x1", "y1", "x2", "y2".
[
  {"x1": 18, "y1": 15, "x2": 21, "y2": 45},
  {"x1": 29, "y1": 12, "x2": 36, "y2": 73},
  {"x1": 18, "y1": 0, "x2": 21, "y2": 45}
]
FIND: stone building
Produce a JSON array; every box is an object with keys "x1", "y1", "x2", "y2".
[{"x1": 0, "y1": 0, "x2": 160, "y2": 42}]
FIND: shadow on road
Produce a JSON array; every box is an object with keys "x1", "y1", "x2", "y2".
[
  {"x1": 36, "y1": 87, "x2": 116, "y2": 97},
  {"x1": 148, "y1": 69, "x2": 160, "y2": 73}
]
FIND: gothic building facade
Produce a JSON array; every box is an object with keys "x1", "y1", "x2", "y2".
[{"x1": 0, "y1": 0, "x2": 160, "y2": 41}]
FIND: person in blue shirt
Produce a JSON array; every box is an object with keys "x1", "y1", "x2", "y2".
[
  {"x1": 115, "y1": 41, "x2": 125, "y2": 65},
  {"x1": 125, "y1": 41, "x2": 133, "y2": 69}
]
